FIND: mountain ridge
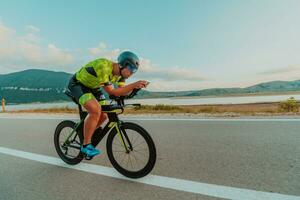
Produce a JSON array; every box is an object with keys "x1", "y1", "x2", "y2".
[{"x1": 1, "y1": 69, "x2": 300, "y2": 103}]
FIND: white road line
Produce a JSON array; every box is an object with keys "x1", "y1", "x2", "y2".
[{"x1": 0, "y1": 147, "x2": 299, "y2": 200}]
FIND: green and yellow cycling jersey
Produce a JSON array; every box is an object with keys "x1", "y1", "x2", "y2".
[{"x1": 75, "y1": 58, "x2": 125, "y2": 89}]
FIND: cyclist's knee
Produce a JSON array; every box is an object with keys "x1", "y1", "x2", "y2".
[
  {"x1": 84, "y1": 100, "x2": 101, "y2": 120},
  {"x1": 89, "y1": 109, "x2": 101, "y2": 120}
]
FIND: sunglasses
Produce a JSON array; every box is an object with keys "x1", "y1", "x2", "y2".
[{"x1": 126, "y1": 64, "x2": 138, "y2": 73}]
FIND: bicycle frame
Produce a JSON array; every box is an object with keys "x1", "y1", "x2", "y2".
[{"x1": 63, "y1": 104, "x2": 132, "y2": 152}]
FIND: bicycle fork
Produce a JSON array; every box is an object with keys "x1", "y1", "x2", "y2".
[{"x1": 109, "y1": 122, "x2": 133, "y2": 153}]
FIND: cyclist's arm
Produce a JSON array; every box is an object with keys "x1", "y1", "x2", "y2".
[{"x1": 103, "y1": 83, "x2": 135, "y2": 96}]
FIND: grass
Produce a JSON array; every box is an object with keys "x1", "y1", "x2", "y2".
[
  {"x1": 123, "y1": 103, "x2": 281, "y2": 114},
  {"x1": 4, "y1": 102, "x2": 300, "y2": 116}
]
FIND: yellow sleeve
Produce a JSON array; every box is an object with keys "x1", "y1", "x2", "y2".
[
  {"x1": 117, "y1": 77, "x2": 126, "y2": 87},
  {"x1": 117, "y1": 81, "x2": 126, "y2": 87}
]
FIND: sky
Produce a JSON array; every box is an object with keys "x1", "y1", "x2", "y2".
[{"x1": 0, "y1": 0, "x2": 300, "y2": 91}]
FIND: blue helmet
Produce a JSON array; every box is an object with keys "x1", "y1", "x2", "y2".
[{"x1": 117, "y1": 51, "x2": 140, "y2": 73}]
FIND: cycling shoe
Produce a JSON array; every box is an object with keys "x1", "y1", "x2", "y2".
[{"x1": 80, "y1": 144, "x2": 101, "y2": 157}]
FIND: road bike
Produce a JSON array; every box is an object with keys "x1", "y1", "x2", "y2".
[{"x1": 54, "y1": 88, "x2": 156, "y2": 178}]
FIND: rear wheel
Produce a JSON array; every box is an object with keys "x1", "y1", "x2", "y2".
[
  {"x1": 54, "y1": 120, "x2": 84, "y2": 165},
  {"x1": 106, "y1": 122, "x2": 156, "y2": 178}
]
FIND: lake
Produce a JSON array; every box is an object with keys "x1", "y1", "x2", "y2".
[{"x1": 3, "y1": 93, "x2": 300, "y2": 111}]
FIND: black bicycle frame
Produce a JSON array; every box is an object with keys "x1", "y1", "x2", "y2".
[{"x1": 67, "y1": 104, "x2": 133, "y2": 152}]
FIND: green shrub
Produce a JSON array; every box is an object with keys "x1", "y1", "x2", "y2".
[
  {"x1": 278, "y1": 97, "x2": 299, "y2": 112},
  {"x1": 134, "y1": 104, "x2": 181, "y2": 111},
  {"x1": 152, "y1": 104, "x2": 181, "y2": 110}
]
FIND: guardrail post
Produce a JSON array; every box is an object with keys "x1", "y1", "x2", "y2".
[{"x1": 1, "y1": 98, "x2": 5, "y2": 112}]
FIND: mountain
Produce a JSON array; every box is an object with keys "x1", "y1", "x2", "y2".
[
  {"x1": 1, "y1": 69, "x2": 300, "y2": 104},
  {"x1": 0, "y1": 69, "x2": 72, "y2": 103},
  {"x1": 135, "y1": 81, "x2": 300, "y2": 98},
  {"x1": 0, "y1": 69, "x2": 72, "y2": 88},
  {"x1": 245, "y1": 80, "x2": 300, "y2": 93}
]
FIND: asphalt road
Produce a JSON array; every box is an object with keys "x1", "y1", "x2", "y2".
[{"x1": 0, "y1": 116, "x2": 299, "y2": 200}]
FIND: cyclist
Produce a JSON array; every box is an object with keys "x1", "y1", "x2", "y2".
[{"x1": 67, "y1": 51, "x2": 148, "y2": 157}]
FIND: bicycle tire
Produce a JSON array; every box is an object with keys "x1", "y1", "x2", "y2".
[
  {"x1": 54, "y1": 120, "x2": 84, "y2": 165},
  {"x1": 106, "y1": 122, "x2": 156, "y2": 178}
]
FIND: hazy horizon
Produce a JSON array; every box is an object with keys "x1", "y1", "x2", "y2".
[{"x1": 2, "y1": 68, "x2": 300, "y2": 92}]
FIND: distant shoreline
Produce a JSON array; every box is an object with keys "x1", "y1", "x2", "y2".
[
  {"x1": 169, "y1": 91, "x2": 300, "y2": 99},
  {"x1": 2, "y1": 102, "x2": 300, "y2": 117},
  {"x1": 5, "y1": 91, "x2": 300, "y2": 105}
]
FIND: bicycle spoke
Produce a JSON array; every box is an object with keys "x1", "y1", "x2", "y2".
[
  {"x1": 112, "y1": 151, "x2": 126, "y2": 162},
  {"x1": 64, "y1": 148, "x2": 68, "y2": 155},
  {"x1": 71, "y1": 134, "x2": 79, "y2": 143},
  {"x1": 131, "y1": 133, "x2": 141, "y2": 146},
  {"x1": 113, "y1": 140, "x2": 126, "y2": 151},
  {"x1": 69, "y1": 145, "x2": 81, "y2": 150},
  {"x1": 119, "y1": 153, "x2": 127, "y2": 166},
  {"x1": 109, "y1": 125, "x2": 155, "y2": 176},
  {"x1": 128, "y1": 154, "x2": 134, "y2": 170},
  {"x1": 130, "y1": 133, "x2": 138, "y2": 145},
  {"x1": 134, "y1": 148, "x2": 149, "y2": 152},
  {"x1": 129, "y1": 132, "x2": 134, "y2": 145},
  {"x1": 112, "y1": 150, "x2": 126, "y2": 153},
  {"x1": 133, "y1": 150, "x2": 148, "y2": 160},
  {"x1": 113, "y1": 134, "x2": 139, "y2": 171},
  {"x1": 131, "y1": 152, "x2": 143, "y2": 169},
  {"x1": 74, "y1": 140, "x2": 81, "y2": 145},
  {"x1": 58, "y1": 126, "x2": 81, "y2": 159},
  {"x1": 116, "y1": 134, "x2": 128, "y2": 150},
  {"x1": 114, "y1": 143, "x2": 124, "y2": 148},
  {"x1": 126, "y1": 154, "x2": 130, "y2": 169},
  {"x1": 133, "y1": 141, "x2": 146, "y2": 148}
]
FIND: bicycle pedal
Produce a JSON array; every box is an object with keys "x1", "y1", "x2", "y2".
[{"x1": 85, "y1": 155, "x2": 94, "y2": 160}]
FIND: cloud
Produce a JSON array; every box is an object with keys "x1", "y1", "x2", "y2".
[
  {"x1": 89, "y1": 47, "x2": 207, "y2": 82},
  {"x1": 144, "y1": 80, "x2": 204, "y2": 91},
  {"x1": 0, "y1": 23, "x2": 124, "y2": 74},
  {"x1": 138, "y1": 59, "x2": 206, "y2": 81},
  {"x1": 123, "y1": 58, "x2": 208, "y2": 91},
  {"x1": 0, "y1": 22, "x2": 75, "y2": 73},
  {"x1": 89, "y1": 42, "x2": 107, "y2": 55},
  {"x1": 258, "y1": 65, "x2": 300, "y2": 75},
  {"x1": 255, "y1": 65, "x2": 300, "y2": 81},
  {"x1": 257, "y1": 65, "x2": 300, "y2": 81},
  {"x1": 88, "y1": 42, "x2": 120, "y2": 60},
  {"x1": 47, "y1": 44, "x2": 74, "y2": 64},
  {"x1": 0, "y1": 22, "x2": 15, "y2": 43},
  {"x1": 26, "y1": 25, "x2": 40, "y2": 33},
  {"x1": 0, "y1": 22, "x2": 208, "y2": 91}
]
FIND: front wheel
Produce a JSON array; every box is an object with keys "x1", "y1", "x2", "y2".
[{"x1": 106, "y1": 122, "x2": 156, "y2": 178}]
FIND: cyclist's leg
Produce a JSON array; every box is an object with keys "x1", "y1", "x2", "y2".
[
  {"x1": 96, "y1": 113, "x2": 108, "y2": 129},
  {"x1": 82, "y1": 98, "x2": 101, "y2": 145},
  {"x1": 68, "y1": 75, "x2": 100, "y2": 145},
  {"x1": 68, "y1": 76, "x2": 101, "y2": 156}
]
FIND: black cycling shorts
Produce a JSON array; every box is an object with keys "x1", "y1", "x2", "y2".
[{"x1": 68, "y1": 75, "x2": 101, "y2": 105}]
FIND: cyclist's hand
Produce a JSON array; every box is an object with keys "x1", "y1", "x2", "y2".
[{"x1": 133, "y1": 80, "x2": 149, "y2": 89}]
